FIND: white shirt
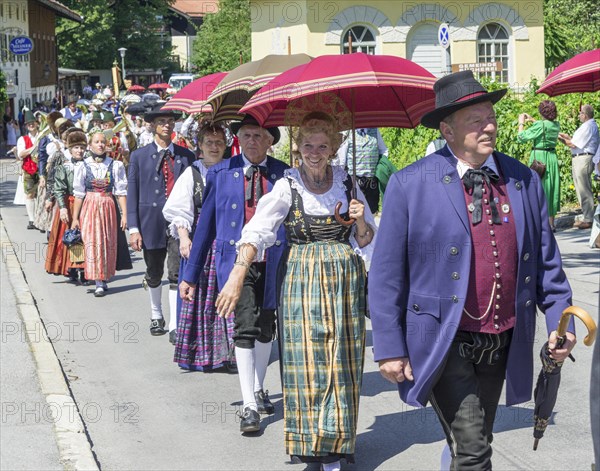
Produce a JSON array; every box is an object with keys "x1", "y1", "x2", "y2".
[
  {"x1": 16, "y1": 132, "x2": 39, "y2": 158},
  {"x1": 73, "y1": 156, "x2": 127, "y2": 198},
  {"x1": 138, "y1": 130, "x2": 154, "y2": 147},
  {"x1": 163, "y1": 161, "x2": 210, "y2": 238},
  {"x1": 571, "y1": 118, "x2": 599, "y2": 155},
  {"x1": 237, "y1": 166, "x2": 378, "y2": 267},
  {"x1": 446, "y1": 146, "x2": 499, "y2": 178}
]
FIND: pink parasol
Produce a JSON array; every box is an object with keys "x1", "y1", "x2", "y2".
[
  {"x1": 148, "y1": 82, "x2": 170, "y2": 90},
  {"x1": 127, "y1": 84, "x2": 145, "y2": 92},
  {"x1": 240, "y1": 53, "x2": 436, "y2": 129},
  {"x1": 537, "y1": 49, "x2": 600, "y2": 96},
  {"x1": 162, "y1": 72, "x2": 227, "y2": 114}
]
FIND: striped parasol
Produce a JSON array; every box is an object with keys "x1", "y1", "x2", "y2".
[
  {"x1": 537, "y1": 49, "x2": 600, "y2": 97},
  {"x1": 162, "y1": 72, "x2": 227, "y2": 114},
  {"x1": 206, "y1": 54, "x2": 313, "y2": 122},
  {"x1": 240, "y1": 53, "x2": 436, "y2": 130}
]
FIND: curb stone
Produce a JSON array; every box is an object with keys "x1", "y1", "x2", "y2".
[{"x1": 1, "y1": 220, "x2": 100, "y2": 471}]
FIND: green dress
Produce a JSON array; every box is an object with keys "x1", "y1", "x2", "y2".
[{"x1": 517, "y1": 119, "x2": 561, "y2": 216}]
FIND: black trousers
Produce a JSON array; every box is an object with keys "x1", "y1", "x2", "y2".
[
  {"x1": 142, "y1": 235, "x2": 181, "y2": 288},
  {"x1": 430, "y1": 330, "x2": 512, "y2": 471},
  {"x1": 233, "y1": 262, "x2": 275, "y2": 349},
  {"x1": 357, "y1": 176, "x2": 380, "y2": 214}
]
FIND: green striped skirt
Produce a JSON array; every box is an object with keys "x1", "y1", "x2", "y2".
[{"x1": 281, "y1": 241, "x2": 366, "y2": 460}]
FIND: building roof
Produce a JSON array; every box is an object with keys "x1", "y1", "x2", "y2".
[
  {"x1": 169, "y1": 0, "x2": 219, "y2": 18},
  {"x1": 35, "y1": 0, "x2": 83, "y2": 22}
]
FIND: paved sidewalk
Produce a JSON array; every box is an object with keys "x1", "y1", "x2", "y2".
[{"x1": 0, "y1": 250, "x2": 62, "y2": 470}]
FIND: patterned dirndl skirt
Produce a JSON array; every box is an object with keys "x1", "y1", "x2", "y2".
[
  {"x1": 81, "y1": 192, "x2": 117, "y2": 281},
  {"x1": 45, "y1": 196, "x2": 83, "y2": 276},
  {"x1": 174, "y1": 241, "x2": 235, "y2": 370},
  {"x1": 280, "y1": 241, "x2": 366, "y2": 462}
]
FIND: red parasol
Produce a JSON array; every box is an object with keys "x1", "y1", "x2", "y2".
[
  {"x1": 537, "y1": 49, "x2": 600, "y2": 96},
  {"x1": 162, "y1": 72, "x2": 228, "y2": 114},
  {"x1": 240, "y1": 53, "x2": 436, "y2": 129},
  {"x1": 148, "y1": 82, "x2": 170, "y2": 90},
  {"x1": 127, "y1": 84, "x2": 145, "y2": 93}
]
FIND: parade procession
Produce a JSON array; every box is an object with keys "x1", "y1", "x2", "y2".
[{"x1": 1, "y1": 1, "x2": 599, "y2": 470}]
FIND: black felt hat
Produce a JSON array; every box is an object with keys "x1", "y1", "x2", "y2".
[
  {"x1": 143, "y1": 104, "x2": 182, "y2": 123},
  {"x1": 420, "y1": 70, "x2": 507, "y2": 129},
  {"x1": 230, "y1": 116, "x2": 280, "y2": 146}
]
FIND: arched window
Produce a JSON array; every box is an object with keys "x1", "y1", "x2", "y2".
[
  {"x1": 477, "y1": 23, "x2": 509, "y2": 83},
  {"x1": 341, "y1": 25, "x2": 376, "y2": 54}
]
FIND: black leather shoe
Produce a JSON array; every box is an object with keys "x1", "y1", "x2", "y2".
[
  {"x1": 27, "y1": 221, "x2": 35, "y2": 230},
  {"x1": 169, "y1": 330, "x2": 177, "y2": 345},
  {"x1": 150, "y1": 319, "x2": 166, "y2": 336},
  {"x1": 239, "y1": 407, "x2": 260, "y2": 433},
  {"x1": 254, "y1": 389, "x2": 274, "y2": 415}
]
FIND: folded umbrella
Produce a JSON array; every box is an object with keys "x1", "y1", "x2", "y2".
[{"x1": 533, "y1": 306, "x2": 597, "y2": 450}]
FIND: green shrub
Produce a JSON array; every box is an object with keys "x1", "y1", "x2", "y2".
[{"x1": 381, "y1": 79, "x2": 600, "y2": 206}]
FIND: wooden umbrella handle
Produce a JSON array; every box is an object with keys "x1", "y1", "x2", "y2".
[
  {"x1": 334, "y1": 201, "x2": 355, "y2": 227},
  {"x1": 557, "y1": 306, "x2": 597, "y2": 346}
]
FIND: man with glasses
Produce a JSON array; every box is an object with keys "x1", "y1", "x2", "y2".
[
  {"x1": 559, "y1": 104, "x2": 599, "y2": 230},
  {"x1": 127, "y1": 104, "x2": 194, "y2": 341},
  {"x1": 179, "y1": 116, "x2": 288, "y2": 434}
]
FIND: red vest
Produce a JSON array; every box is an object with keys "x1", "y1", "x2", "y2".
[
  {"x1": 459, "y1": 168, "x2": 518, "y2": 334},
  {"x1": 243, "y1": 172, "x2": 268, "y2": 224}
]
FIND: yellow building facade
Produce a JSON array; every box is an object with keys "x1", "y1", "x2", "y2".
[{"x1": 249, "y1": 1, "x2": 545, "y2": 88}]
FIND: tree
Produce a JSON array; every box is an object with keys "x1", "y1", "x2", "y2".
[
  {"x1": 544, "y1": 0, "x2": 599, "y2": 68},
  {"x1": 191, "y1": 0, "x2": 251, "y2": 75},
  {"x1": 57, "y1": 0, "x2": 174, "y2": 71},
  {"x1": 0, "y1": 70, "x2": 7, "y2": 115}
]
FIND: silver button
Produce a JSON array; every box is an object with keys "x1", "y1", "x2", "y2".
[
  {"x1": 443, "y1": 175, "x2": 452, "y2": 184},
  {"x1": 490, "y1": 230, "x2": 495, "y2": 236},
  {"x1": 234, "y1": 171, "x2": 240, "y2": 178},
  {"x1": 495, "y1": 304, "x2": 500, "y2": 310},
  {"x1": 525, "y1": 276, "x2": 531, "y2": 284},
  {"x1": 495, "y1": 273, "x2": 501, "y2": 279},
  {"x1": 494, "y1": 324, "x2": 499, "y2": 330},
  {"x1": 491, "y1": 241, "x2": 497, "y2": 246},
  {"x1": 271, "y1": 173, "x2": 276, "y2": 180},
  {"x1": 452, "y1": 295, "x2": 459, "y2": 303},
  {"x1": 484, "y1": 199, "x2": 489, "y2": 204},
  {"x1": 229, "y1": 240, "x2": 235, "y2": 245},
  {"x1": 275, "y1": 240, "x2": 281, "y2": 246},
  {"x1": 155, "y1": 189, "x2": 160, "y2": 194},
  {"x1": 451, "y1": 272, "x2": 460, "y2": 280},
  {"x1": 176, "y1": 159, "x2": 181, "y2": 164},
  {"x1": 450, "y1": 247, "x2": 459, "y2": 255},
  {"x1": 486, "y1": 209, "x2": 491, "y2": 215},
  {"x1": 231, "y1": 203, "x2": 237, "y2": 209},
  {"x1": 152, "y1": 154, "x2": 157, "y2": 159},
  {"x1": 526, "y1": 300, "x2": 533, "y2": 307},
  {"x1": 152, "y1": 202, "x2": 157, "y2": 207},
  {"x1": 231, "y1": 221, "x2": 236, "y2": 227},
  {"x1": 412, "y1": 304, "x2": 420, "y2": 312},
  {"x1": 496, "y1": 283, "x2": 501, "y2": 289},
  {"x1": 495, "y1": 262, "x2": 499, "y2": 268},
  {"x1": 515, "y1": 182, "x2": 522, "y2": 190},
  {"x1": 523, "y1": 253, "x2": 530, "y2": 261},
  {"x1": 154, "y1": 176, "x2": 159, "y2": 181},
  {"x1": 494, "y1": 315, "x2": 499, "y2": 319},
  {"x1": 496, "y1": 294, "x2": 501, "y2": 300},
  {"x1": 488, "y1": 219, "x2": 493, "y2": 225},
  {"x1": 493, "y1": 251, "x2": 498, "y2": 257}
]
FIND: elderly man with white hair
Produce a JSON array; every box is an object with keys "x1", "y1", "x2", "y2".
[{"x1": 180, "y1": 116, "x2": 288, "y2": 434}]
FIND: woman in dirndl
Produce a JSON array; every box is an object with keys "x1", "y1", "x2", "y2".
[
  {"x1": 45, "y1": 129, "x2": 87, "y2": 280},
  {"x1": 71, "y1": 130, "x2": 127, "y2": 297},
  {"x1": 517, "y1": 100, "x2": 561, "y2": 231},
  {"x1": 216, "y1": 112, "x2": 377, "y2": 471},
  {"x1": 162, "y1": 123, "x2": 236, "y2": 370},
  {"x1": 37, "y1": 118, "x2": 74, "y2": 232}
]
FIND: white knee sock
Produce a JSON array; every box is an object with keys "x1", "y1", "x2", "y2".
[
  {"x1": 253, "y1": 340, "x2": 272, "y2": 392},
  {"x1": 322, "y1": 460, "x2": 341, "y2": 471},
  {"x1": 168, "y1": 289, "x2": 178, "y2": 332},
  {"x1": 148, "y1": 286, "x2": 163, "y2": 319},
  {"x1": 25, "y1": 199, "x2": 35, "y2": 222},
  {"x1": 235, "y1": 346, "x2": 257, "y2": 411},
  {"x1": 440, "y1": 443, "x2": 452, "y2": 471}
]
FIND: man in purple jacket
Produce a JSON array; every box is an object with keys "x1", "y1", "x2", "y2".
[{"x1": 369, "y1": 71, "x2": 577, "y2": 470}]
